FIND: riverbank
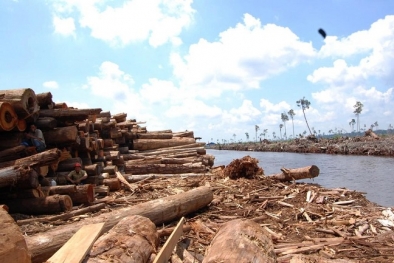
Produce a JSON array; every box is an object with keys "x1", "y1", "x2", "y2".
[{"x1": 208, "y1": 132, "x2": 394, "y2": 157}]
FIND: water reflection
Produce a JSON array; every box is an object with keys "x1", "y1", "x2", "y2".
[{"x1": 207, "y1": 149, "x2": 393, "y2": 207}]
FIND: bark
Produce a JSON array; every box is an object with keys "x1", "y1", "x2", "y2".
[
  {"x1": 125, "y1": 163, "x2": 207, "y2": 175},
  {"x1": 0, "y1": 145, "x2": 26, "y2": 162},
  {"x1": 2, "y1": 194, "x2": 73, "y2": 215},
  {"x1": 104, "y1": 150, "x2": 120, "y2": 160},
  {"x1": 84, "y1": 164, "x2": 102, "y2": 176},
  {"x1": 84, "y1": 175, "x2": 104, "y2": 185},
  {"x1": 0, "y1": 188, "x2": 44, "y2": 199},
  {"x1": 102, "y1": 165, "x2": 118, "y2": 175},
  {"x1": 35, "y1": 117, "x2": 57, "y2": 130},
  {"x1": 0, "y1": 148, "x2": 61, "y2": 169},
  {"x1": 57, "y1": 157, "x2": 82, "y2": 172},
  {"x1": 87, "y1": 215, "x2": 159, "y2": 263},
  {"x1": 0, "y1": 166, "x2": 39, "y2": 189},
  {"x1": 0, "y1": 206, "x2": 31, "y2": 263},
  {"x1": 172, "y1": 131, "x2": 194, "y2": 138},
  {"x1": 137, "y1": 132, "x2": 173, "y2": 139},
  {"x1": 103, "y1": 178, "x2": 121, "y2": 191},
  {"x1": 39, "y1": 108, "x2": 102, "y2": 122},
  {"x1": 67, "y1": 184, "x2": 95, "y2": 205},
  {"x1": 202, "y1": 219, "x2": 277, "y2": 263},
  {"x1": 43, "y1": 126, "x2": 79, "y2": 145},
  {"x1": 26, "y1": 186, "x2": 213, "y2": 263},
  {"x1": 0, "y1": 102, "x2": 18, "y2": 131},
  {"x1": 36, "y1": 92, "x2": 53, "y2": 109},
  {"x1": 269, "y1": 165, "x2": 320, "y2": 181},
  {"x1": 132, "y1": 137, "x2": 196, "y2": 151},
  {"x1": 41, "y1": 185, "x2": 77, "y2": 195},
  {"x1": 0, "y1": 88, "x2": 39, "y2": 120}
]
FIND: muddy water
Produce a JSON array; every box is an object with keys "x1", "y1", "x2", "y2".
[{"x1": 207, "y1": 149, "x2": 394, "y2": 207}]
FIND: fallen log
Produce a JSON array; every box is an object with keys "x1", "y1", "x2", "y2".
[
  {"x1": 0, "y1": 148, "x2": 61, "y2": 169},
  {"x1": 269, "y1": 165, "x2": 320, "y2": 181},
  {"x1": 133, "y1": 137, "x2": 196, "y2": 151},
  {"x1": 26, "y1": 186, "x2": 213, "y2": 263},
  {"x1": 0, "y1": 166, "x2": 39, "y2": 189},
  {"x1": 0, "y1": 102, "x2": 18, "y2": 131},
  {"x1": 202, "y1": 219, "x2": 277, "y2": 263},
  {"x1": 0, "y1": 206, "x2": 31, "y2": 263},
  {"x1": 124, "y1": 163, "x2": 207, "y2": 175},
  {"x1": 43, "y1": 126, "x2": 79, "y2": 145},
  {"x1": 0, "y1": 88, "x2": 39, "y2": 120},
  {"x1": 87, "y1": 215, "x2": 159, "y2": 262},
  {"x1": 2, "y1": 194, "x2": 72, "y2": 215},
  {"x1": 84, "y1": 164, "x2": 102, "y2": 176}
]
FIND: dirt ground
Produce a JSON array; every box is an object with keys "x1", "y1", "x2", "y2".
[{"x1": 15, "y1": 155, "x2": 394, "y2": 263}]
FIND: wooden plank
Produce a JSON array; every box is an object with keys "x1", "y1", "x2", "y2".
[
  {"x1": 46, "y1": 223, "x2": 104, "y2": 263},
  {"x1": 153, "y1": 217, "x2": 185, "y2": 263}
]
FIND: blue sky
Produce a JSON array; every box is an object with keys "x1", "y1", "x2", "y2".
[{"x1": 1, "y1": 0, "x2": 393, "y2": 142}]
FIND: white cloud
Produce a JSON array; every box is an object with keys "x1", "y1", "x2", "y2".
[
  {"x1": 62, "y1": 101, "x2": 90, "y2": 109},
  {"x1": 53, "y1": 15, "x2": 76, "y2": 37},
  {"x1": 51, "y1": 0, "x2": 194, "y2": 47},
  {"x1": 43, "y1": 81, "x2": 59, "y2": 90},
  {"x1": 165, "y1": 99, "x2": 222, "y2": 118},
  {"x1": 259, "y1": 99, "x2": 291, "y2": 113}
]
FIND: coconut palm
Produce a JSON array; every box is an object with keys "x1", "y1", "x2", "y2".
[
  {"x1": 245, "y1": 132, "x2": 249, "y2": 141},
  {"x1": 353, "y1": 101, "x2": 363, "y2": 132},
  {"x1": 288, "y1": 109, "x2": 295, "y2": 138},
  {"x1": 296, "y1": 97, "x2": 312, "y2": 135}
]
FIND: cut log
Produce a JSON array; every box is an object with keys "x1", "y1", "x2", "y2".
[
  {"x1": 103, "y1": 178, "x2": 121, "y2": 191},
  {"x1": 0, "y1": 188, "x2": 44, "y2": 199},
  {"x1": 0, "y1": 166, "x2": 39, "y2": 189},
  {"x1": 41, "y1": 185, "x2": 77, "y2": 195},
  {"x1": 172, "y1": 131, "x2": 194, "y2": 138},
  {"x1": 202, "y1": 219, "x2": 277, "y2": 263},
  {"x1": 57, "y1": 157, "x2": 82, "y2": 172},
  {"x1": 26, "y1": 186, "x2": 213, "y2": 263},
  {"x1": 0, "y1": 132, "x2": 24, "y2": 150},
  {"x1": 36, "y1": 92, "x2": 53, "y2": 109},
  {"x1": 137, "y1": 132, "x2": 173, "y2": 139},
  {"x1": 104, "y1": 150, "x2": 119, "y2": 160},
  {"x1": 2, "y1": 194, "x2": 73, "y2": 215},
  {"x1": 0, "y1": 206, "x2": 31, "y2": 263},
  {"x1": 133, "y1": 137, "x2": 196, "y2": 151},
  {"x1": 39, "y1": 108, "x2": 102, "y2": 122},
  {"x1": 35, "y1": 117, "x2": 57, "y2": 130},
  {"x1": 68, "y1": 184, "x2": 95, "y2": 205},
  {"x1": 14, "y1": 118, "x2": 27, "y2": 132},
  {"x1": 84, "y1": 164, "x2": 102, "y2": 176},
  {"x1": 0, "y1": 148, "x2": 61, "y2": 169},
  {"x1": 43, "y1": 126, "x2": 79, "y2": 145},
  {"x1": 0, "y1": 102, "x2": 18, "y2": 131},
  {"x1": 124, "y1": 163, "x2": 207, "y2": 175},
  {"x1": 46, "y1": 223, "x2": 105, "y2": 263},
  {"x1": 102, "y1": 165, "x2": 118, "y2": 175},
  {"x1": 269, "y1": 165, "x2": 320, "y2": 181},
  {"x1": 0, "y1": 88, "x2": 39, "y2": 120},
  {"x1": 112, "y1": 112, "x2": 127, "y2": 122},
  {"x1": 365, "y1": 129, "x2": 379, "y2": 139},
  {"x1": 94, "y1": 185, "x2": 109, "y2": 196},
  {"x1": 124, "y1": 173, "x2": 209, "y2": 183},
  {"x1": 54, "y1": 102, "x2": 67, "y2": 109},
  {"x1": 0, "y1": 145, "x2": 27, "y2": 161},
  {"x1": 87, "y1": 215, "x2": 159, "y2": 263}
]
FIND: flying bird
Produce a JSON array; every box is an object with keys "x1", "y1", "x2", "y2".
[{"x1": 318, "y1": 28, "x2": 326, "y2": 39}]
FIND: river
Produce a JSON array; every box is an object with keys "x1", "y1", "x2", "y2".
[{"x1": 207, "y1": 149, "x2": 394, "y2": 207}]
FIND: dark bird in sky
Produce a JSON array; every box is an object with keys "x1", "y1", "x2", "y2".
[{"x1": 318, "y1": 28, "x2": 327, "y2": 39}]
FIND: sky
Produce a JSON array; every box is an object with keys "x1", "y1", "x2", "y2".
[{"x1": 1, "y1": 0, "x2": 393, "y2": 143}]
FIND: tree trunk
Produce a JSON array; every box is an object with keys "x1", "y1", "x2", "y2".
[
  {"x1": 35, "y1": 117, "x2": 57, "y2": 130},
  {"x1": 41, "y1": 185, "x2": 77, "y2": 196},
  {"x1": 133, "y1": 138, "x2": 196, "y2": 151},
  {"x1": 136, "y1": 146, "x2": 206, "y2": 156},
  {"x1": 103, "y1": 178, "x2": 121, "y2": 191},
  {"x1": 0, "y1": 102, "x2": 18, "y2": 131},
  {"x1": 172, "y1": 131, "x2": 194, "y2": 138},
  {"x1": 14, "y1": 118, "x2": 27, "y2": 132},
  {"x1": 26, "y1": 186, "x2": 213, "y2": 263},
  {"x1": 124, "y1": 163, "x2": 207, "y2": 174},
  {"x1": 0, "y1": 132, "x2": 24, "y2": 150},
  {"x1": 39, "y1": 108, "x2": 102, "y2": 122},
  {"x1": 84, "y1": 164, "x2": 102, "y2": 176},
  {"x1": 1, "y1": 194, "x2": 73, "y2": 215},
  {"x1": 87, "y1": 215, "x2": 159, "y2": 263},
  {"x1": 0, "y1": 148, "x2": 61, "y2": 169},
  {"x1": 269, "y1": 165, "x2": 320, "y2": 181},
  {"x1": 68, "y1": 184, "x2": 95, "y2": 205},
  {"x1": 102, "y1": 165, "x2": 118, "y2": 175},
  {"x1": 0, "y1": 206, "x2": 31, "y2": 263},
  {"x1": 43, "y1": 126, "x2": 79, "y2": 146},
  {"x1": 36, "y1": 92, "x2": 53, "y2": 109},
  {"x1": 57, "y1": 157, "x2": 82, "y2": 172},
  {"x1": 137, "y1": 132, "x2": 173, "y2": 139},
  {"x1": 0, "y1": 166, "x2": 39, "y2": 189},
  {"x1": 202, "y1": 219, "x2": 277, "y2": 263},
  {"x1": 0, "y1": 188, "x2": 44, "y2": 199},
  {"x1": 0, "y1": 88, "x2": 39, "y2": 121},
  {"x1": 365, "y1": 129, "x2": 379, "y2": 139},
  {"x1": 0, "y1": 145, "x2": 26, "y2": 162}
]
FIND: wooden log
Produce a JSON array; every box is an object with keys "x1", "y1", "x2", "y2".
[
  {"x1": 39, "y1": 108, "x2": 102, "y2": 122},
  {"x1": 41, "y1": 185, "x2": 77, "y2": 195},
  {"x1": 47, "y1": 223, "x2": 104, "y2": 263},
  {"x1": 26, "y1": 186, "x2": 213, "y2": 263},
  {"x1": 0, "y1": 102, "x2": 18, "y2": 131},
  {"x1": 102, "y1": 165, "x2": 118, "y2": 175},
  {"x1": 136, "y1": 146, "x2": 205, "y2": 156},
  {"x1": 0, "y1": 148, "x2": 61, "y2": 169},
  {"x1": 123, "y1": 173, "x2": 209, "y2": 183},
  {"x1": 0, "y1": 88, "x2": 39, "y2": 120},
  {"x1": 0, "y1": 166, "x2": 39, "y2": 189},
  {"x1": 269, "y1": 165, "x2": 320, "y2": 181},
  {"x1": 57, "y1": 157, "x2": 82, "y2": 172},
  {"x1": 112, "y1": 112, "x2": 127, "y2": 122},
  {"x1": 133, "y1": 137, "x2": 196, "y2": 151},
  {"x1": 103, "y1": 178, "x2": 121, "y2": 191},
  {"x1": 36, "y1": 92, "x2": 53, "y2": 109},
  {"x1": 94, "y1": 185, "x2": 109, "y2": 196},
  {"x1": 104, "y1": 150, "x2": 119, "y2": 160},
  {"x1": 35, "y1": 117, "x2": 57, "y2": 130},
  {"x1": 2, "y1": 194, "x2": 73, "y2": 215},
  {"x1": 14, "y1": 118, "x2": 27, "y2": 132},
  {"x1": 87, "y1": 215, "x2": 158, "y2": 263},
  {"x1": 43, "y1": 126, "x2": 79, "y2": 145},
  {"x1": 84, "y1": 175, "x2": 104, "y2": 185},
  {"x1": 68, "y1": 184, "x2": 95, "y2": 205},
  {"x1": 202, "y1": 219, "x2": 277, "y2": 263},
  {"x1": 124, "y1": 163, "x2": 207, "y2": 175},
  {"x1": 54, "y1": 102, "x2": 68, "y2": 109},
  {"x1": 137, "y1": 132, "x2": 173, "y2": 139},
  {"x1": 0, "y1": 188, "x2": 44, "y2": 199},
  {"x1": 0, "y1": 145, "x2": 27, "y2": 162},
  {"x1": 365, "y1": 129, "x2": 379, "y2": 139},
  {"x1": 0, "y1": 132, "x2": 24, "y2": 150},
  {"x1": 0, "y1": 206, "x2": 31, "y2": 263},
  {"x1": 172, "y1": 131, "x2": 194, "y2": 138},
  {"x1": 84, "y1": 164, "x2": 102, "y2": 176},
  {"x1": 98, "y1": 111, "x2": 111, "y2": 118}
]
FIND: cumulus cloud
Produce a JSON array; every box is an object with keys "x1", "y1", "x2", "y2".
[
  {"x1": 259, "y1": 99, "x2": 291, "y2": 113},
  {"x1": 51, "y1": 0, "x2": 195, "y2": 47},
  {"x1": 43, "y1": 81, "x2": 59, "y2": 89},
  {"x1": 53, "y1": 15, "x2": 75, "y2": 36}
]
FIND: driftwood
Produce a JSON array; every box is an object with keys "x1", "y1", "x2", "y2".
[
  {"x1": 26, "y1": 186, "x2": 213, "y2": 263},
  {"x1": 202, "y1": 219, "x2": 277, "y2": 263},
  {"x1": 0, "y1": 206, "x2": 31, "y2": 263},
  {"x1": 2, "y1": 194, "x2": 73, "y2": 215},
  {"x1": 87, "y1": 215, "x2": 159, "y2": 262},
  {"x1": 269, "y1": 165, "x2": 320, "y2": 181}
]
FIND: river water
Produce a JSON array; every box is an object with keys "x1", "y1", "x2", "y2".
[{"x1": 207, "y1": 149, "x2": 394, "y2": 207}]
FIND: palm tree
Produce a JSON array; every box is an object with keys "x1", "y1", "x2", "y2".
[
  {"x1": 263, "y1": 129, "x2": 268, "y2": 139},
  {"x1": 296, "y1": 97, "x2": 312, "y2": 135},
  {"x1": 233, "y1": 134, "x2": 236, "y2": 142},
  {"x1": 272, "y1": 131, "x2": 276, "y2": 140},
  {"x1": 279, "y1": 124, "x2": 283, "y2": 139},
  {"x1": 288, "y1": 109, "x2": 295, "y2": 138},
  {"x1": 374, "y1": 121, "x2": 378, "y2": 131},
  {"x1": 353, "y1": 101, "x2": 364, "y2": 132},
  {"x1": 281, "y1": 112, "x2": 289, "y2": 138},
  {"x1": 255, "y1": 125, "x2": 260, "y2": 142},
  {"x1": 245, "y1": 132, "x2": 249, "y2": 141}
]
